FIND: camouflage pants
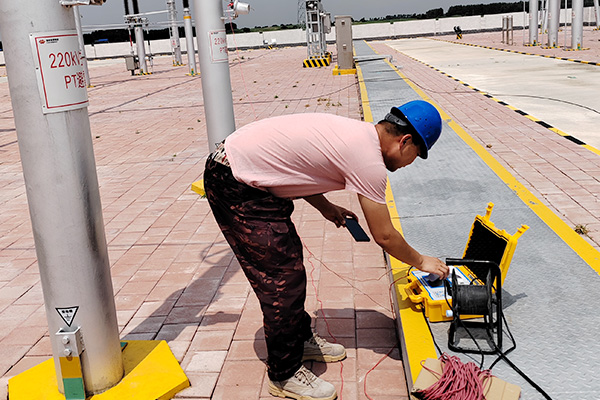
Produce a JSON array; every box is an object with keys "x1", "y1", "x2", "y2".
[{"x1": 204, "y1": 155, "x2": 313, "y2": 381}]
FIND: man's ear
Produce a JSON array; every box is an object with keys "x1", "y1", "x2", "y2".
[{"x1": 400, "y1": 134, "x2": 412, "y2": 147}]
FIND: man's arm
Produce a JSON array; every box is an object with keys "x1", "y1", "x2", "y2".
[
  {"x1": 304, "y1": 194, "x2": 358, "y2": 227},
  {"x1": 358, "y1": 194, "x2": 449, "y2": 278}
]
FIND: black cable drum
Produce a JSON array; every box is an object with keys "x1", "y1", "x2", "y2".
[{"x1": 452, "y1": 270, "x2": 493, "y2": 316}]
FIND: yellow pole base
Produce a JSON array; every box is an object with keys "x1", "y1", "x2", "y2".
[
  {"x1": 8, "y1": 340, "x2": 189, "y2": 400},
  {"x1": 332, "y1": 65, "x2": 357, "y2": 76},
  {"x1": 191, "y1": 179, "x2": 205, "y2": 197}
]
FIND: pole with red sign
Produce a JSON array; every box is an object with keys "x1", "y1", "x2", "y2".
[
  {"x1": 193, "y1": 0, "x2": 236, "y2": 152},
  {"x1": 0, "y1": 0, "x2": 124, "y2": 396}
]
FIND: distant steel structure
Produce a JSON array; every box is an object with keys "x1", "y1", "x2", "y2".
[
  {"x1": 571, "y1": 0, "x2": 583, "y2": 49},
  {"x1": 547, "y1": 0, "x2": 560, "y2": 47},
  {"x1": 529, "y1": 0, "x2": 539, "y2": 45},
  {"x1": 182, "y1": 0, "x2": 197, "y2": 75},
  {"x1": 304, "y1": 0, "x2": 331, "y2": 59},
  {"x1": 167, "y1": 0, "x2": 183, "y2": 65}
]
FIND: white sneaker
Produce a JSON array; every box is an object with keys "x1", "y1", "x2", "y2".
[
  {"x1": 302, "y1": 333, "x2": 346, "y2": 363},
  {"x1": 268, "y1": 365, "x2": 337, "y2": 400}
]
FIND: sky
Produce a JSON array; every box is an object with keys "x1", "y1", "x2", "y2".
[{"x1": 79, "y1": 0, "x2": 509, "y2": 30}]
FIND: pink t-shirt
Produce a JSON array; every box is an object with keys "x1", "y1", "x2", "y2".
[{"x1": 224, "y1": 113, "x2": 387, "y2": 204}]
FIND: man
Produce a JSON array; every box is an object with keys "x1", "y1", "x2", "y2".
[{"x1": 204, "y1": 100, "x2": 449, "y2": 400}]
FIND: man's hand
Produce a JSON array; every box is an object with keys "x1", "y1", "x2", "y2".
[
  {"x1": 322, "y1": 204, "x2": 358, "y2": 227},
  {"x1": 416, "y1": 255, "x2": 449, "y2": 280},
  {"x1": 303, "y1": 194, "x2": 358, "y2": 227}
]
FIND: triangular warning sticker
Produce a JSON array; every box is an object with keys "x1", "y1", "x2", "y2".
[{"x1": 56, "y1": 306, "x2": 79, "y2": 327}]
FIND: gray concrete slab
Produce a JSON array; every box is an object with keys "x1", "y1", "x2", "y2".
[{"x1": 385, "y1": 38, "x2": 600, "y2": 149}]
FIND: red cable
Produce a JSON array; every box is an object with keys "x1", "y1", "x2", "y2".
[
  {"x1": 363, "y1": 346, "x2": 395, "y2": 400},
  {"x1": 414, "y1": 353, "x2": 493, "y2": 400},
  {"x1": 304, "y1": 243, "x2": 345, "y2": 400},
  {"x1": 303, "y1": 245, "x2": 412, "y2": 399}
]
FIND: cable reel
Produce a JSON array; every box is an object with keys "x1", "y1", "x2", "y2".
[{"x1": 447, "y1": 259, "x2": 503, "y2": 354}]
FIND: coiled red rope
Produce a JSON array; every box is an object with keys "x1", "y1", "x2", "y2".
[{"x1": 414, "y1": 353, "x2": 493, "y2": 400}]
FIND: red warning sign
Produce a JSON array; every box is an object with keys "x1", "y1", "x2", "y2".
[{"x1": 30, "y1": 31, "x2": 88, "y2": 114}]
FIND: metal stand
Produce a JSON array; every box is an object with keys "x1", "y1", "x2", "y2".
[{"x1": 447, "y1": 259, "x2": 503, "y2": 355}]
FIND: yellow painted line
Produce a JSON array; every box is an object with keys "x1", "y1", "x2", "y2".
[
  {"x1": 355, "y1": 61, "x2": 373, "y2": 124},
  {"x1": 386, "y1": 183, "x2": 437, "y2": 386},
  {"x1": 582, "y1": 144, "x2": 600, "y2": 156},
  {"x1": 524, "y1": 114, "x2": 541, "y2": 122}
]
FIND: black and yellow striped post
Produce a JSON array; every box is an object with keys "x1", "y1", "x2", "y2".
[{"x1": 303, "y1": 53, "x2": 331, "y2": 68}]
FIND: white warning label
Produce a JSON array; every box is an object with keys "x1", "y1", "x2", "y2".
[
  {"x1": 56, "y1": 306, "x2": 79, "y2": 327},
  {"x1": 30, "y1": 31, "x2": 88, "y2": 114},
  {"x1": 208, "y1": 30, "x2": 228, "y2": 63}
]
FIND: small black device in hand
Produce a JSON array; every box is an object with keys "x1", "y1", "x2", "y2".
[{"x1": 344, "y1": 217, "x2": 370, "y2": 242}]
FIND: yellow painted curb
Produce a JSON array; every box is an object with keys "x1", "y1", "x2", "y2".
[
  {"x1": 356, "y1": 48, "x2": 438, "y2": 388},
  {"x1": 8, "y1": 340, "x2": 189, "y2": 400}
]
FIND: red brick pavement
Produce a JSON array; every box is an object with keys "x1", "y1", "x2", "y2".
[{"x1": 0, "y1": 46, "x2": 407, "y2": 400}]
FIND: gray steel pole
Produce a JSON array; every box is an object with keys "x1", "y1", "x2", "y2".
[
  {"x1": 193, "y1": 0, "x2": 236, "y2": 152},
  {"x1": 595, "y1": 0, "x2": 600, "y2": 29},
  {"x1": 0, "y1": 0, "x2": 123, "y2": 395},
  {"x1": 167, "y1": 0, "x2": 183, "y2": 65},
  {"x1": 572, "y1": 0, "x2": 584, "y2": 49},
  {"x1": 135, "y1": 24, "x2": 148, "y2": 73},
  {"x1": 73, "y1": 5, "x2": 91, "y2": 86},
  {"x1": 183, "y1": 7, "x2": 198, "y2": 75},
  {"x1": 529, "y1": 0, "x2": 539, "y2": 44},
  {"x1": 548, "y1": 0, "x2": 560, "y2": 46}
]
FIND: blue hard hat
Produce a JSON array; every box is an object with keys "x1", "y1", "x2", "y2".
[{"x1": 387, "y1": 100, "x2": 442, "y2": 159}]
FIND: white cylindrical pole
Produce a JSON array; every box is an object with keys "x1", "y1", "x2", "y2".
[
  {"x1": 541, "y1": 0, "x2": 548, "y2": 33},
  {"x1": 73, "y1": 5, "x2": 91, "y2": 86},
  {"x1": 167, "y1": 0, "x2": 183, "y2": 65},
  {"x1": 183, "y1": 7, "x2": 197, "y2": 75},
  {"x1": 594, "y1": 0, "x2": 600, "y2": 29},
  {"x1": 529, "y1": 0, "x2": 539, "y2": 44},
  {"x1": 0, "y1": 0, "x2": 123, "y2": 395},
  {"x1": 548, "y1": 0, "x2": 560, "y2": 46},
  {"x1": 193, "y1": 0, "x2": 236, "y2": 152},
  {"x1": 134, "y1": 24, "x2": 148, "y2": 73},
  {"x1": 572, "y1": 0, "x2": 584, "y2": 49}
]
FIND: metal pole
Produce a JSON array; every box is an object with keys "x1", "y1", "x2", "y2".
[
  {"x1": 563, "y1": 0, "x2": 568, "y2": 48},
  {"x1": 167, "y1": 0, "x2": 183, "y2": 65},
  {"x1": 548, "y1": 0, "x2": 560, "y2": 46},
  {"x1": 572, "y1": 0, "x2": 583, "y2": 49},
  {"x1": 595, "y1": 0, "x2": 600, "y2": 29},
  {"x1": 135, "y1": 24, "x2": 148, "y2": 73},
  {"x1": 193, "y1": 0, "x2": 236, "y2": 152},
  {"x1": 73, "y1": 5, "x2": 91, "y2": 86},
  {"x1": 0, "y1": 0, "x2": 123, "y2": 395},
  {"x1": 183, "y1": 2, "x2": 197, "y2": 75},
  {"x1": 529, "y1": 0, "x2": 539, "y2": 44},
  {"x1": 541, "y1": 0, "x2": 548, "y2": 33}
]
